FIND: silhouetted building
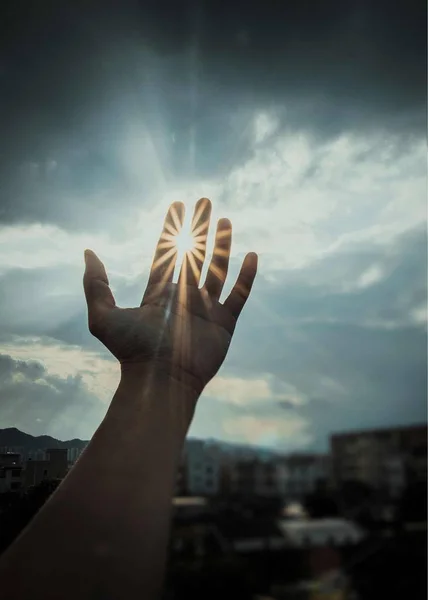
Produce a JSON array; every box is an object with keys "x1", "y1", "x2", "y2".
[
  {"x1": 330, "y1": 424, "x2": 427, "y2": 497},
  {"x1": 278, "y1": 454, "x2": 331, "y2": 500},
  {"x1": 0, "y1": 453, "x2": 22, "y2": 467},
  {"x1": 24, "y1": 448, "x2": 68, "y2": 489},
  {"x1": 0, "y1": 465, "x2": 23, "y2": 493}
]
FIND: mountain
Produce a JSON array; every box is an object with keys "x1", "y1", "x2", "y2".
[
  {"x1": 0, "y1": 428, "x2": 88, "y2": 451},
  {"x1": 0, "y1": 428, "x2": 286, "y2": 459}
]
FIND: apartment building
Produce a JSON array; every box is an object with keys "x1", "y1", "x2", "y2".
[{"x1": 330, "y1": 424, "x2": 427, "y2": 497}]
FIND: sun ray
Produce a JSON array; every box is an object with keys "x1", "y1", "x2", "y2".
[
  {"x1": 191, "y1": 199, "x2": 209, "y2": 229},
  {"x1": 192, "y1": 232, "x2": 207, "y2": 243},
  {"x1": 212, "y1": 247, "x2": 230, "y2": 258},
  {"x1": 156, "y1": 240, "x2": 175, "y2": 251},
  {"x1": 207, "y1": 261, "x2": 225, "y2": 281},
  {"x1": 170, "y1": 204, "x2": 183, "y2": 234},
  {"x1": 191, "y1": 247, "x2": 205, "y2": 262},
  {"x1": 152, "y1": 245, "x2": 177, "y2": 271},
  {"x1": 186, "y1": 250, "x2": 202, "y2": 282},
  {"x1": 215, "y1": 229, "x2": 231, "y2": 240},
  {"x1": 163, "y1": 221, "x2": 178, "y2": 237},
  {"x1": 192, "y1": 221, "x2": 209, "y2": 239},
  {"x1": 160, "y1": 230, "x2": 176, "y2": 242},
  {"x1": 159, "y1": 258, "x2": 176, "y2": 283},
  {"x1": 178, "y1": 253, "x2": 188, "y2": 300}
]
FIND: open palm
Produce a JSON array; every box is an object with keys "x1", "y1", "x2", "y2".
[{"x1": 83, "y1": 199, "x2": 258, "y2": 394}]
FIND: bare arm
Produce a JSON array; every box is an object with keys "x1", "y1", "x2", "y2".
[
  {"x1": 0, "y1": 369, "x2": 198, "y2": 599},
  {"x1": 0, "y1": 198, "x2": 257, "y2": 599}
]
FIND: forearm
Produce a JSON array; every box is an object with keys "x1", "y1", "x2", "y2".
[{"x1": 0, "y1": 367, "x2": 198, "y2": 600}]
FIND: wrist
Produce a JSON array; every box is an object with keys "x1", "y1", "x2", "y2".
[
  {"x1": 105, "y1": 363, "x2": 199, "y2": 440},
  {"x1": 119, "y1": 360, "x2": 203, "y2": 401}
]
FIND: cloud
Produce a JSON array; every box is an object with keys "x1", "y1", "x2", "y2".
[
  {"x1": 205, "y1": 374, "x2": 305, "y2": 407},
  {"x1": 0, "y1": 353, "x2": 108, "y2": 440},
  {"x1": 222, "y1": 226, "x2": 427, "y2": 448},
  {"x1": 0, "y1": 0, "x2": 425, "y2": 230},
  {"x1": 222, "y1": 415, "x2": 311, "y2": 449}
]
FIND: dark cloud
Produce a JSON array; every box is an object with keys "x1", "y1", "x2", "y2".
[
  {"x1": 0, "y1": 354, "x2": 106, "y2": 439},
  {"x1": 223, "y1": 226, "x2": 427, "y2": 449},
  {"x1": 0, "y1": 0, "x2": 425, "y2": 229}
]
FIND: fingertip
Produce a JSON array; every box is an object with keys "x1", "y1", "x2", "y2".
[
  {"x1": 197, "y1": 197, "x2": 211, "y2": 209},
  {"x1": 84, "y1": 248, "x2": 93, "y2": 263},
  {"x1": 171, "y1": 200, "x2": 185, "y2": 217},
  {"x1": 167, "y1": 201, "x2": 186, "y2": 231},
  {"x1": 217, "y1": 217, "x2": 232, "y2": 231},
  {"x1": 247, "y1": 251, "x2": 258, "y2": 263}
]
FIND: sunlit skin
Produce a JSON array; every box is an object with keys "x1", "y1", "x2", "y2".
[{"x1": 83, "y1": 198, "x2": 258, "y2": 395}]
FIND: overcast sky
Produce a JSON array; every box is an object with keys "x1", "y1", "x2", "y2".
[{"x1": 0, "y1": 0, "x2": 426, "y2": 450}]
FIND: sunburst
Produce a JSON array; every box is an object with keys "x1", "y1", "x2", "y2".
[{"x1": 152, "y1": 203, "x2": 211, "y2": 284}]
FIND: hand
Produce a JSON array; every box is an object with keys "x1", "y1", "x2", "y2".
[{"x1": 83, "y1": 198, "x2": 258, "y2": 395}]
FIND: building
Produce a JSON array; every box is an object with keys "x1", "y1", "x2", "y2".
[
  {"x1": 24, "y1": 448, "x2": 68, "y2": 489},
  {"x1": 278, "y1": 454, "x2": 331, "y2": 501},
  {"x1": 67, "y1": 447, "x2": 84, "y2": 464},
  {"x1": 227, "y1": 459, "x2": 279, "y2": 497},
  {"x1": 221, "y1": 453, "x2": 330, "y2": 501},
  {"x1": 330, "y1": 424, "x2": 427, "y2": 496},
  {"x1": 184, "y1": 440, "x2": 221, "y2": 496},
  {"x1": 0, "y1": 465, "x2": 23, "y2": 493},
  {"x1": 277, "y1": 518, "x2": 365, "y2": 549},
  {"x1": 0, "y1": 447, "x2": 25, "y2": 459},
  {"x1": 0, "y1": 452, "x2": 22, "y2": 467},
  {"x1": 28, "y1": 449, "x2": 47, "y2": 461}
]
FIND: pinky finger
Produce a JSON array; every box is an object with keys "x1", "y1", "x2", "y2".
[{"x1": 223, "y1": 252, "x2": 258, "y2": 320}]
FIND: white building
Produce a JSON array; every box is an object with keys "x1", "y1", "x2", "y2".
[
  {"x1": 184, "y1": 440, "x2": 221, "y2": 496},
  {"x1": 277, "y1": 518, "x2": 365, "y2": 548}
]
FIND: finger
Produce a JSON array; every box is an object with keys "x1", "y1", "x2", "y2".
[
  {"x1": 178, "y1": 197, "x2": 212, "y2": 288},
  {"x1": 204, "y1": 218, "x2": 232, "y2": 300},
  {"x1": 223, "y1": 252, "x2": 258, "y2": 320},
  {"x1": 146, "y1": 202, "x2": 185, "y2": 292},
  {"x1": 83, "y1": 249, "x2": 116, "y2": 314}
]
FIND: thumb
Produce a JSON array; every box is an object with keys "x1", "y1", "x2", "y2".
[{"x1": 83, "y1": 249, "x2": 116, "y2": 313}]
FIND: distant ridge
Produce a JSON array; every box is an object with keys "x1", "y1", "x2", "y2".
[
  {"x1": 0, "y1": 428, "x2": 88, "y2": 451},
  {"x1": 0, "y1": 428, "x2": 286, "y2": 458}
]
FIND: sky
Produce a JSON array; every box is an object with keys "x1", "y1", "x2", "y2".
[{"x1": 0, "y1": 0, "x2": 426, "y2": 451}]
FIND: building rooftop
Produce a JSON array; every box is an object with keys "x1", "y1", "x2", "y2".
[
  {"x1": 331, "y1": 423, "x2": 427, "y2": 441},
  {"x1": 277, "y1": 518, "x2": 365, "y2": 547}
]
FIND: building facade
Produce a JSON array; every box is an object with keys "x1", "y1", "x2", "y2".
[
  {"x1": 184, "y1": 440, "x2": 221, "y2": 496},
  {"x1": 330, "y1": 424, "x2": 427, "y2": 497},
  {"x1": 24, "y1": 448, "x2": 69, "y2": 489}
]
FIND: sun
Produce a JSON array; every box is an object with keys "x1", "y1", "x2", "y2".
[
  {"x1": 154, "y1": 201, "x2": 209, "y2": 284},
  {"x1": 174, "y1": 221, "x2": 196, "y2": 255}
]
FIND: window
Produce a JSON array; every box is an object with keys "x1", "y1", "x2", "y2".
[
  {"x1": 11, "y1": 468, "x2": 21, "y2": 477},
  {"x1": 10, "y1": 482, "x2": 21, "y2": 490},
  {"x1": 43, "y1": 469, "x2": 48, "y2": 477}
]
